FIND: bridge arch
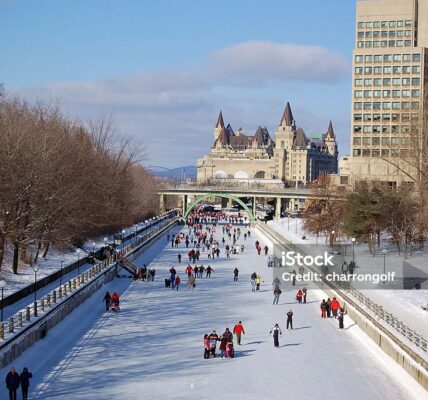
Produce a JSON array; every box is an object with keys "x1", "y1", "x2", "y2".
[{"x1": 182, "y1": 193, "x2": 255, "y2": 222}]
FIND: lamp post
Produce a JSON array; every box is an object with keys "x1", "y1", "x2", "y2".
[
  {"x1": 382, "y1": 249, "x2": 387, "y2": 284},
  {"x1": 331, "y1": 231, "x2": 335, "y2": 251},
  {"x1": 33, "y1": 265, "x2": 39, "y2": 316},
  {"x1": 352, "y1": 237, "x2": 356, "y2": 262},
  {"x1": 122, "y1": 229, "x2": 126, "y2": 252},
  {"x1": 92, "y1": 241, "x2": 96, "y2": 256},
  {"x1": 76, "y1": 249, "x2": 81, "y2": 276},
  {"x1": 0, "y1": 280, "x2": 6, "y2": 322}
]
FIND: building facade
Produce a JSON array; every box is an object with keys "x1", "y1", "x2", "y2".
[
  {"x1": 197, "y1": 102, "x2": 338, "y2": 186},
  {"x1": 338, "y1": 0, "x2": 428, "y2": 187}
]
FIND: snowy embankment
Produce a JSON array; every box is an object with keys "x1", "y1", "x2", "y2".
[
  {"x1": 2, "y1": 225, "x2": 426, "y2": 399},
  {"x1": 268, "y1": 218, "x2": 428, "y2": 340}
]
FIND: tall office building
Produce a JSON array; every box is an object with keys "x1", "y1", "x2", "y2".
[{"x1": 339, "y1": 0, "x2": 428, "y2": 186}]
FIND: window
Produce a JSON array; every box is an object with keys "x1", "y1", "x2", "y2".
[
  {"x1": 354, "y1": 102, "x2": 362, "y2": 110},
  {"x1": 366, "y1": 41, "x2": 372, "y2": 47},
  {"x1": 404, "y1": 40, "x2": 411, "y2": 46},
  {"x1": 402, "y1": 101, "x2": 410, "y2": 110},
  {"x1": 374, "y1": 78, "x2": 382, "y2": 86},
  {"x1": 364, "y1": 102, "x2": 372, "y2": 110},
  {"x1": 402, "y1": 90, "x2": 410, "y2": 97},
  {"x1": 392, "y1": 102, "x2": 401, "y2": 110},
  {"x1": 389, "y1": 40, "x2": 395, "y2": 47},
  {"x1": 382, "y1": 125, "x2": 391, "y2": 133},
  {"x1": 392, "y1": 90, "x2": 400, "y2": 97},
  {"x1": 374, "y1": 55, "x2": 382, "y2": 62},
  {"x1": 382, "y1": 137, "x2": 390, "y2": 145},
  {"x1": 383, "y1": 54, "x2": 392, "y2": 62},
  {"x1": 363, "y1": 114, "x2": 372, "y2": 122},
  {"x1": 402, "y1": 78, "x2": 411, "y2": 85},
  {"x1": 362, "y1": 149, "x2": 371, "y2": 157},
  {"x1": 353, "y1": 137, "x2": 361, "y2": 145},
  {"x1": 281, "y1": 141, "x2": 285, "y2": 149},
  {"x1": 364, "y1": 78, "x2": 373, "y2": 86},
  {"x1": 405, "y1": 20, "x2": 412, "y2": 27},
  {"x1": 354, "y1": 125, "x2": 362, "y2": 133},
  {"x1": 358, "y1": 41, "x2": 364, "y2": 48},
  {"x1": 358, "y1": 22, "x2": 364, "y2": 29},
  {"x1": 374, "y1": 66, "x2": 382, "y2": 74},
  {"x1": 366, "y1": 22, "x2": 373, "y2": 28},
  {"x1": 381, "y1": 40, "x2": 388, "y2": 47},
  {"x1": 403, "y1": 54, "x2": 411, "y2": 61},
  {"x1": 382, "y1": 90, "x2": 390, "y2": 97},
  {"x1": 381, "y1": 149, "x2": 390, "y2": 157},
  {"x1": 381, "y1": 30, "x2": 388, "y2": 37},
  {"x1": 402, "y1": 66, "x2": 411, "y2": 73},
  {"x1": 374, "y1": 90, "x2": 381, "y2": 98},
  {"x1": 355, "y1": 55, "x2": 363, "y2": 63},
  {"x1": 412, "y1": 65, "x2": 420, "y2": 73},
  {"x1": 372, "y1": 137, "x2": 380, "y2": 145},
  {"x1": 383, "y1": 66, "x2": 391, "y2": 74},
  {"x1": 397, "y1": 21, "x2": 404, "y2": 28},
  {"x1": 402, "y1": 114, "x2": 410, "y2": 121},
  {"x1": 397, "y1": 40, "x2": 404, "y2": 47},
  {"x1": 365, "y1": 55, "x2": 373, "y2": 62},
  {"x1": 355, "y1": 79, "x2": 363, "y2": 86},
  {"x1": 373, "y1": 102, "x2": 381, "y2": 110},
  {"x1": 382, "y1": 114, "x2": 391, "y2": 122},
  {"x1": 382, "y1": 78, "x2": 391, "y2": 85},
  {"x1": 381, "y1": 21, "x2": 388, "y2": 28},
  {"x1": 393, "y1": 54, "x2": 402, "y2": 62},
  {"x1": 382, "y1": 102, "x2": 391, "y2": 110},
  {"x1": 363, "y1": 137, "x2": 371, "y2": 145},
  {"x1": 358, "y1": 31, "x2": 365, "y2": 38},
  {"x1": 391, "y1": 114, "x2": 400, "y2": 122},
  {"x1": 373, "y1": 125, "x2": 381, "y2": 133},
  {"x1": 363, "y1": 126, "x2": 371, "y2": 133},
  {"x1": 374, "y1": 21, "x2": 380, "y2": 28},
  {"x1": 392, "y1": 78, "x2": 401, "y2": 85},
  {"x1": 355, "y1": 90, "x2": 363, "y2": 98},
  {"x1": 364, "y1": 90, "x2": 372, "y2": 98},
  {"x1": 397, "y1": 30, "x2": 404, "y2": 37},
  {"x1": 392, "y1": 125, "x2": 400, "y2": 133},
  {"x1": 411, "y1": 89, "x2": 420, "y2": 97},
  {"x1": 373, "y1": 114, "x2": 381, "y2": 121},
  {"x1": 412, "y1": 77, "x2": 420, "y2": 85},
  {"x1": 402, "y1": 125, "x2": 409, "y2": 133},
  {"x1": 405, "y1": 30, "x2": 412, "y2": 37},
  {"x1": 354, "y1": 114, "x2": 362, "y2": 121},
  {"x1": 393, "y1": 66, "x2": 401, "y2": 74},
  {"x1": 372, "y1": 149, "x2": 380, "y2": 157},
  {"x1": 355, "y1": 67, "x2": 363, "y2": 75},
  {"x1": 365, "y1": 67, "x2": 373, "y2": 74},
  {"x1": 353, "y1": 149, "x2": 362, "y2": 156},
  {"x1": 366, "y1": 31, "x2": 373, "y2": 38},
  {"x1": 374, "y1": 41, "x2": 380, "y2": 48},
  {"x1": 412, "y1": 54, "x2": 420, "y2": 62},
  {"x1": 411, "y1": 101, "x2": 419, "y2": 110},
  {"x1": 391, "y1": 137, "x2": 401, "y2": 145},
  {"x1": 389, "y1": 30, "x2": 396, "y2": 37}
]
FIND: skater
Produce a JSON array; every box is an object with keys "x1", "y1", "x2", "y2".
[
  {"x1": 203, "y1": 334, "x2": 210, "y2": 359},
  {"x1": 269, "y1": 324, "x2": 282, "y2": 347},
  {"x1": 5, "y1": 367, "x2": 20, "y2": 400},
  {"x1": 178, "y1": 253, "x2": 182, "y2": 263},
  {"x1": 273, "y1": 287, "x2": 281, "y2": 305},
  {"x1": 188, "y1": 274, "x2": 196, "y2": 290},
  {"x1": 233, "y1": 321, "x2": 245, "y2": 345},
  {"x1": 185, "y1": 265, "x2": 193, "y2": 278},
  {"x1": 233, "y1": 268, "x2": 239, "y2": 282},
  {"x1": 320, "y1": 299, "x2": 327, "y2": 318},
  {"x1": 175, "y1": 275, "x2": 181, "y2": 290},
  {"x1": 206, "y1": 265, "x2": 213, "y2": 278},
  {"x1": 264, "y1": 245, "x2": 269, "y2": 255},
  {"x1": 292, "y1": 269, "x2": 296, "y2": 286},
  {"x1": 302, "y1": 287, "x2": 307, "y2": 303},
  {"x1": 257, "y1": 245, "x2": 262, "y2": 255},
  {"x1": 19, "y1": 368, "x2": 32, "y2": 400},
  {"x1": 219, "y1": 334, "x2": 228, "y2": 358},
  {"x1": 103, "y1": 291, "x2": 111, "y2": 312},
  {"x1": 111, "y1": 292, "x2": 120, "y2": 310},
  {"x1": 208, "y1": 330, "x2": 219, "y2": 357},
  {"x1": 251, "y1": 272, "x2": 257, "y2": 292},
  {"x1": 256, "y1": 275, "x2": 261, "y2": 291},
  {"x1": 331, "y1": 297, "x2": 341, "y2": 318},
  {"x1": 199, "y1": 265, "x2": 205, "y2": 278},
  {"x1": 296, "y1": 289, "x2": 303, "y2": 304},
  {"x1": 338, "y1": 307, "x2": 345, "y2": 329},
  {"x1": 286, "y1": 310, "x2": 293, "y2": 329},
  {"x1": 223, "y1": 327, "x2": 233, "y2": 343},
  {"x1": 326, "y1": 298, "x2": 332, "y2": 318}
]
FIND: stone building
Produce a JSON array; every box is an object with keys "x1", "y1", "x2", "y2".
[{"x1": 197, "y1": 102, "x2": 338, "y2": 186}]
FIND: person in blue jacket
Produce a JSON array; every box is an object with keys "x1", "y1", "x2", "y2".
[
  {"x1": 19, "y1": 368, "x2": 32, "y2": 400},
  {"x1": 5, "y1": 367, "x2": 20, "y2": 400}
]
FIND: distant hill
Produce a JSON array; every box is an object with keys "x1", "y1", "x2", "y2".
[{"x1": 148, "y1": 165, "x2": 197, "y2": 180}]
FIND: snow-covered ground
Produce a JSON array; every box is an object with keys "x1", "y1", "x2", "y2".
[
  {"x1": 1, "y1": 224, "x2": 426, "y2": 399},
  {"x1": 268, "y1": 218, "x2": 428, "y2": 340}
]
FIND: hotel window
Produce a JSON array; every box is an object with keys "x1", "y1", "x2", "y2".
[
  {"x1": 397, "y1": 21, "x2": 404, "y2": 28},
  {"x1": 374, "y1": 21, "x2": 380, "y2": 28},
  {"x1": 363, "y1": 114, "x2": 372, "y2": 122},
  {"x1": 353, "y1": 149, "x2": 362, "y2": 156},
  {"x1": 373, "y1": 126, "x2": 381, "y2": 133},
  {"x1": 382, "y1": 114, "x2": 391, "y2": 122},
  {"x1": 392, "y1": 66, "x2": 401, "y2": 74},
  {"x1": 402, "y1": 114, "x2": 410, "y2": 121},
  {"x1": 381, "y1": 41, "x2": 388, "y2": 47},
  {"x1": 389, "y1": 31, "x2": 396, "y2": 37},
  {"x1": 391, "y1": 114, "x2": 400, "y2": 122},
  {"x1": 353, "y1": 137, "x2": 361, "y2": 145},
  {"x1": 382, "y1": 125, "x2": 391, "y2": 133},
  {"x1": 392, "y1": 102, "x2": 401, "y2": 110},
  {"x1": 411, "y1": 89, "x2": 420, "y2": 97},
  {"x1": 411, "y1": 101, "x2": 419, "y2": 110},
  {"x1": 403, "y1": 54, "x2": 411, "y2": 61},
  {"x1": 382, "y1": 137, "x2": 390, "y2": 145},
  {"x1": 402, "y1": 66, "x2": 411, "y2": 73},
  {"x1": 365, "y1": 67, "x2": 373, "y2": 74},
  {"x1": 383, "y1": 54, "x2": 392, "y2": 62},
  {"x1": 364, "y1": 78, "x2": 373, "y2": 85},
  {"x1": 364, "y1": 90, "x2": 372, "y2": 97},
  {"x1": 372, "y1": 149, "x2": 380, "y2": 157},
  {"x1": 354, "y1": 114, "x2": 362, "y2": 121},
  {"x1": 402, "y1": 90, "x2": 410, "y2": 97},
  {"x1": 373, "y1": 31, "x2": 380, "y2": 38},
  {"x1": 366, "y1": 41, "x2": 372, "y2": 47},
  {"x1": 362, "y1": 149, "x2": 371, "y2": 157},
  {"x1": 365, "y1": 31, "x2": 373, "y2": 38},
  {"x1": 381, "y1": 149, "x2": 390, "y2": 157},
  {"x1": 392, "y1": 90, "x2": 400, "y2": 97},
  {"x1": 355, "y1": 67, "x2": 363, "y2": 75},
  {"x1": 364, "y1": 102, "x2": 372, "y2": 110},
  {"x1": 355, "y1": 90, "x2": 363, "y2": 98},
  {"x1": 381, "y1": 21, "x2": 388, "y2": 28},
  {"x1": 358, "y1": 41, "x2": 364, "y2": 48},
  {"x1": 397, "y1": 30, "x2": 404, "y2": 37},
  {"x1": 374, "y1": 55, "x2": 382, "y2": 62},
  {"x1": 358, "y1": 22, "x2": 364, "y2": 29},
  {"x1": 372, "y1": 137, "x2": 380, "y2": 145},
  {"x1": 382, "y1": 90, "x2": 390, "y2": 97},
  {"x1": 381, "y1": 31, "x2": 388, "y2": 38},
  {"x1": 382, "y1": 78, "x2": 390, "y2": 85},
  {"x1": 402, "y1": 78, "x2": 410, "y2": 85},
  {"x1": 383, "y1": 66, "x2": 391, "y2": 74},
  {"x1": 389, "y1": 40, "x2": 395, "y2": 47},
  {"x1": 363, "y1": 137, "x2": 371, "y2": 145},
  {"x1": 373, "y1": 102, "x2": 381, "y2": 110},
  {"x1": 389, "y1": 21, "x2": 396, "y2": 28},
  {"x1": 354, "y1": 126, "x2": 362, "y2": 133},
  {"x1": 405, "y1": 20, "x2": 412, "y2": 27},
  {"x1": 412, "y1": 66, "x2": 420, "y2": 73},
  {"x1": 382, "y1": 102, "x2": 391, "y2": 110},
  {"x1": 358, "y1": 31, "x2": 365, "y2": 38},
  {"x1": 373, "y1": 114, "x2": 381, "y2": 121},
  {"x1": 374, "y1": 90, "x2": 381, "y2": 98},
  {"x1": 355, "y1": 55, "x2": 363, "y2": 63},
  {"x1": 363, "y1": 126, "x2": 371, "y2": 133},
  {"x1": 354, "y1": 102, "x2": 362, "y2": 110},
  {"x1": 365, "y1": 55, "x2": 373, "y2": 62},
  {"x1": 397, "y1": 40, "x2": 404, "y2": 47},
  {"x1": 374, "y1": 78, "x2": 382, "y2": 86},
  {"x1": 393, "y1": 54, "x2": 402, "y2": 62},
  {"x1": 366, "y1": 22, "x2": 373, "y2": 28},
  {"x1": 412, "y1": 77, "x2": 420, "y2": 85},
  {"x1": 402, "y1": 101, "x2": 410, "y2": 110},
  {"x1": 404, "y1": 39, "x2": 411, "y2": 45},
  {"x1": 355, "y1": 79, "x2": 363, "y2": 86},
  {"x1": 374, "y1": 66, "x2": 382, "y2": 74},
  {"x1": 412, "y1": 54, "x2": 420, "y2": 62}
]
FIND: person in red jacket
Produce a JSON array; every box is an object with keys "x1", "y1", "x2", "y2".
[
  {"x1": 296, "y1": 289, "x2": 303, "y2": 304},
  {"x1": 175, "y1": 275, "x2": 181, "y2": 290},
  {"x1": 233, "y1": 321, "x2": 245, "y2": 345},
  {"x1": 257, "y1": 245, "x2": 262, "y2": 255},
  {"x1": 331, "y1": 297, "x2": 341, "y2": 318},
  {"x1": 264, "y1": 245, "x2": 269, "y2": 255},
  {"x1": 185, "y1": 265, "x2": 193, "y2": 278}
]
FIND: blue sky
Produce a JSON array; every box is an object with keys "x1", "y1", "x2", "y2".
[{"x1": 0, "y1": 0, "x2": 357, "y2": 167}]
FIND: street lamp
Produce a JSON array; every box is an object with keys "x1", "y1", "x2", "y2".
[
  {"x1": 0, "y1": 280, "x2": 6, "y2": 322},
  {"x1": 352, "y1": 237, "x2": 356, "y2": 262},
  {"x1": 33, "y1": 265, "x2": 39, "y2": 316},
  {"x1": 76, "y1": 249, "x2": 81, "y2": 276},
  {"x1": 92, "y1": 241, "x2": 96, "y2": 255},
  {"x1": 121, "y1": 229, "x2": 126, "y2": 252},
  {"x1": 331, "y1": 231, "x2": 335, "y2": 251},
  {"x1": 382, "y1": 248, "x2": 388, "y2": 284}
]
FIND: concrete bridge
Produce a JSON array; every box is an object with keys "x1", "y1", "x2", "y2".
[{"x1": 158, "y1": 184, "x2": 339, "y2": 221}]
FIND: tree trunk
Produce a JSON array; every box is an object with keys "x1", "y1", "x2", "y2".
[
  {"x1": 34, "y1": 241, "x2": 42, "y2": 264},
  {"x1": 42, "y1": 241, "x2": 51, "y2": 259},
  {"x1": 0, "y1": 233, "x2": 5, "y2": 270},
  {"x1": 12, "y1": 241, "x2": 19, "y2": 274}
]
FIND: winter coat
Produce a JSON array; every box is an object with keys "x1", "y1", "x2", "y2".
[
  {"x1": 296, "y1": 290, "x2": 303, "y2": 299},
  {"x1": 103, "y1": 293, "x2": 111, "y2": 303},
  {"x1": 204, "y1": 337, "x2": 209, "y2": 349},
  {"x1": 320, "y1": 301, "x2": 327, "y2": 311},
  {"x1": 255, "y1": 277, "x2": 261, "y2": 284},
  {"x1": 6, "y1": 372, "x2": 20, "y2": 390},
  {"x1": 270, "y1": 326, "x2": 282, "y2": 337},
  {"x1": 287, "y1": 311, "x2": 293, "y2": 320},
  {"x1": 111, "y1": 293, "x2": 119, "y2": 303},
  {"x1": 233, "y1": 324, "x2": 245, "y2": 334},
  {"x1": 219, "y1": 336, "x2": 228, "y2": 351},
  {"x1": 331, "y1": 299, "x2": 340, "y2": 311},
  {"x1": 19, "y1": 370, "x2": 32, "y2": 388},
  {"x1": 223, "y1": 331, "x2": 233, "y2": 342},
  {"x1": 175, "y1": 277, "x2": 181, "y2": 285}
]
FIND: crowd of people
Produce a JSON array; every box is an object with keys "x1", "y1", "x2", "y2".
[{"x1": 204, "y1": 322, "x2": 246, "y2": 359}]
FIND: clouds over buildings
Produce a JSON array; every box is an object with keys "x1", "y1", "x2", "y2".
[{"x1": 17, "y1": 41, "x2": 350, "y2": 167}]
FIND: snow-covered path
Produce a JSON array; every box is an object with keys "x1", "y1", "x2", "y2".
[{"x1": 2, "y1": 225, "x2": 426, "y2": 400}]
